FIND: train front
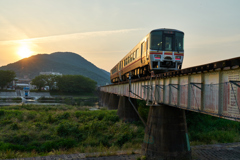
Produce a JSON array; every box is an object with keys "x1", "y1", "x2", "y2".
[{"x1": 149, "y1": 29, "x2": 184, "y2": 72}]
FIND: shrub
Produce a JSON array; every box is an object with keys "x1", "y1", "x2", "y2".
[
  {"x1": 0, "y1": 120, "x2": 12, "y2": 126},
  {"x1": 103, "y1": 115, "x2": 119, "y2": 123},
  {"x1": 137, "y1": 100, "x2": 149, "y2": 122},
  {"x1": 56, "y1": 122, "x2": 79, "y2": 137},
  {"x1": 56, "y1": 112, "x2": 70, "y2": 120},
  {"x1": 46, "y1": 115, "x2": 56, "y2": 123},
  {"x1": 35, "y1": 122, "x2": 48, "y2": 130},
  {"x1": 10, "y1": 123, "x2": 19, "y2": 130},
  {"x1": 0, "y1": 110, "x2": 4, "y2": 116}
]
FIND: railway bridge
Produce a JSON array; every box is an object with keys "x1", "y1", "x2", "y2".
[{"x1": 99, "y1": 56, "x2": 240, "y2": 159}]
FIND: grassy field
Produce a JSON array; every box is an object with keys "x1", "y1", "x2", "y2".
[
  {"x1": 0, "y1": 104, "x2": 240, "y2": 159},
  {"x1": 186, "y1": 111, "x2": 240, "y2": 145},
  {"x1": 0, "y1": 105, "x2": 144, "y2": 159}
]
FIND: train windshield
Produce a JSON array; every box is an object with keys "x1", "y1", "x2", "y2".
[
  {"x1": 150, "y1": 31, "x2": 184, "y2": 51},
  {"x1": 175, "y1": 32, "x2": 184, "y2": 51},
  {"x1": 165, "y1": 36, "x2": 172, "y2": 51},
  {"x1": 150, "y1": 31, "x2": 163, "y2": 50}
]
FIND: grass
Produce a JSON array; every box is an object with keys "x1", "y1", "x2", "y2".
[
  {"x1": 0, "y1": 103, "x2": 240, "y2": 159},
  {"x1": 0, "y1": 104, "x2": 144, "y2": 159},
  {"x1": 186, "y1": 111, "x2": 240, "y2": 145},
  {"x1": 49, "y1": 91, "x2": 97, "y2": 98},
  {"x1": 37, "y1": 96, "x2": 98, "y2": 106}
]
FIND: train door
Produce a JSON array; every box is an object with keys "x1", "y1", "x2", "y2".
[
  {"x1": 146, "y1": 38, "x2": 149, "y2": 59},
  {"x1": 118, "y1": 61, "x2": 122, "y2": 81},
  {"x1": 141, "y1": 41, "x2": 145, "y2": 63}
]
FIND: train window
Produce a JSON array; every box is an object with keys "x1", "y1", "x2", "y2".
[
  {"x1": 130, "y1": 54, "x2": 132, "y2": 62},
  {"x1": 133, "y1": 51, "x2": 135, "y2": 60},
  {"x1": 165, "y1": 36, "x2": 172, "y2": 51},
  {"x1": 112, "y1": 67, "x2": 117, "y2": 74},
  {"x1": 150, "y1": 31, "x2": 163, "y2": 50},
  {"x1": 175, "y1": 32, "x2": 184, "y2": 51},
  {"x1": 136, "y1": 49, "x2": 139, "y2": 58},
  {"x1": 128, "y1": 57, "x2": 130, "y2": 64}
]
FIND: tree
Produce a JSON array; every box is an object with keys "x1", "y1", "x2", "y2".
[
  {"x1": 56, "y1": 75, "x2": 97, "y2": 93},
  {"x1": 43, "y1": 75, "x2": 60, "y2": 90},
  {"x1": 31, "y1": 75, "x2": 46, "y2": 91},
  {"x1": 31, "y1": 74, "x2": 61, "y2": 91},
  {"x1": 0, "y1": 70, "x2": 16, "y2": 89}
]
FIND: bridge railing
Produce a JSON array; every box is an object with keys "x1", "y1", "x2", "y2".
[{"x1": 101, "y1": 67, "x2": 240, "y2": 121}]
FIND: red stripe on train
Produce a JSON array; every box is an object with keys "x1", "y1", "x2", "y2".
[
  {"x1": 150, "y1": 52, "x2": 162, "y2": 55},
  {"x1": 174, "y1": 53, "x2": 184, "y2": 56}
]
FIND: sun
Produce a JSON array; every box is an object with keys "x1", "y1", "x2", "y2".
[{"x1": 17, "y1": 45, "x2": 33, "y2": 58}]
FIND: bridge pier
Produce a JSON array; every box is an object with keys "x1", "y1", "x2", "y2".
[
  {"x1": 102, "y1": 92, "x2": 110, "y2": 107},
  {"x1": 142, "y1": 105, "x2": 191, "y2": 160},
  {"x1": 117, "y1": 96, "x2": 139, "y2": 122},
  {"x1": 98, "y1": 91, "x2": 104, "y2": 106},
  {"x1": 107, "y1": 94, "x2": 119, "y2": 110}
]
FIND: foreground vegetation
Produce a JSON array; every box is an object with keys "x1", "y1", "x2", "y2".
[
  {"x1": 137, "y1": 101, "x2": 240, "y2": 145},
  {"x1": 186, "y1": 111, "x2": 240, "y2": 145},
  {"x1": 0, "y1": 105, "x2": 144, "y2": 158},
  {"x1": 0, "y1": 103, "x2": 240, "y2": 159}
]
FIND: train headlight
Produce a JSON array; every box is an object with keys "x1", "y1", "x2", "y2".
[
  {"x1": 175, "y1": 56, "x2": 181, "y2": 60},
  {"x1": 154, "y1": 55, "x2": 161, "y2": 59}
]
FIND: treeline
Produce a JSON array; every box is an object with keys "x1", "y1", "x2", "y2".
[
  {"x1": 31, "y1": 75, "x2": 97, "y2": 94},
  {"x1": 0, "y1": 70, "x2": 16, "y2": 89}
]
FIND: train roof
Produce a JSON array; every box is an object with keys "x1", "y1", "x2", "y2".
[{"x1": 151, "y1": 28, "x2": 184, "y2": 33}]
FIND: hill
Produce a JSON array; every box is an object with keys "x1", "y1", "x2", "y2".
[{"x1": 0, "y1": 52, "x2": 110, "y2": 86}]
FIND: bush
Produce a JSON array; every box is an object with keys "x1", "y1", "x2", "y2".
[
  {"x1": 35, "y1": 122, "x2": 48, "y2": 130},
  {"x1": 137, "y1": 100, "x2": 149, "y2": 122},
  {"x1": 10, "y1": 123, "x2": 19, "y2": 130},
  {"x1": 46, "y1": 115, "x2": 55, "y2": 123},
  {"x1": 56, "y1": 122, "x2": 79, "y2": 137},
  {"x1": 103, "y1": 115, "x2": 119, "y2": 123},
  {"x1": 0, "y1": 110, "x2": 4, "y2": 116},
  {"x1": 56, "y1": 112, "x2": 70, "y2": 120}
]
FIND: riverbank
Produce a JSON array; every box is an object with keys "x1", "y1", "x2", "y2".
[
  {"x1": 0, "y1": 105, "x2": 144, "y2": 159},
  {"x1": 0, "y1": 104, "x2": 240, "y2": 159}
]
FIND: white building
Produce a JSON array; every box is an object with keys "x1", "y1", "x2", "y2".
[{"x1": 39, "y1": 71, "x2": 62, "y2": 76}]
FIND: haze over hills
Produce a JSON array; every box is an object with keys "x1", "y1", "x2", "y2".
[{"x1": 0, "y1": 52, "x2": 110, "y2": 86}]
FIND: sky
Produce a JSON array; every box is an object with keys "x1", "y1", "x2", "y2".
[{"x1": 0, "y1": 0, "x2": 240, "y2": 72}]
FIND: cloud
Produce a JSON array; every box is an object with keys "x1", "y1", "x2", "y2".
[
  {"x1": 0, "y1": 28, "x2": 144, "y2": 45},
  {"x1": 186, "y1": 34, "x2": 240, "y2": 49}
]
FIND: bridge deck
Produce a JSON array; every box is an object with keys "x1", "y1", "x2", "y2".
[{"x1": 100, "y1": 57, "x2": 240, "y2": 121}]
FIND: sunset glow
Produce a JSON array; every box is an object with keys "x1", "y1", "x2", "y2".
[{"x1": 17, "y1": 45, "x2": 33, "y2": 58}]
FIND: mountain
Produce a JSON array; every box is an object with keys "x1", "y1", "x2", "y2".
[{"x1": 0, "y1": 52, "x2": 110, "y2": 86}]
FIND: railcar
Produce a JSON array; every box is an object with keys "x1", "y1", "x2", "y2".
[{"x1": 110, "y1": 28, "x2": 184, "y2": 83}]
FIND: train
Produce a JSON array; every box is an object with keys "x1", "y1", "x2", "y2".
[{"x1": 110, "y1": 28, "x2": 184, "y2": 83}]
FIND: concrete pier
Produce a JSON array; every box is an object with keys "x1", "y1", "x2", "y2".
[
  {"x1": 107, "y1": 94, "x2": 119, "y2": 110},
  {"x1": 117, "y1": 96, "x2": 139, "y2": 122},
  {"x1": 98, "y1": 92, "x2": 103, "y2": 106},
  {"x1": 142, "y1": 105, "x2": 191, "y2": 160},
  {"x1": 102, "y1": 92, "x2": 110, "y2": 107}
]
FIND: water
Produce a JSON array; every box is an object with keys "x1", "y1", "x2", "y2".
[{"x1": 0, "y1": 98, "x2": 100, "y2": 110}]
